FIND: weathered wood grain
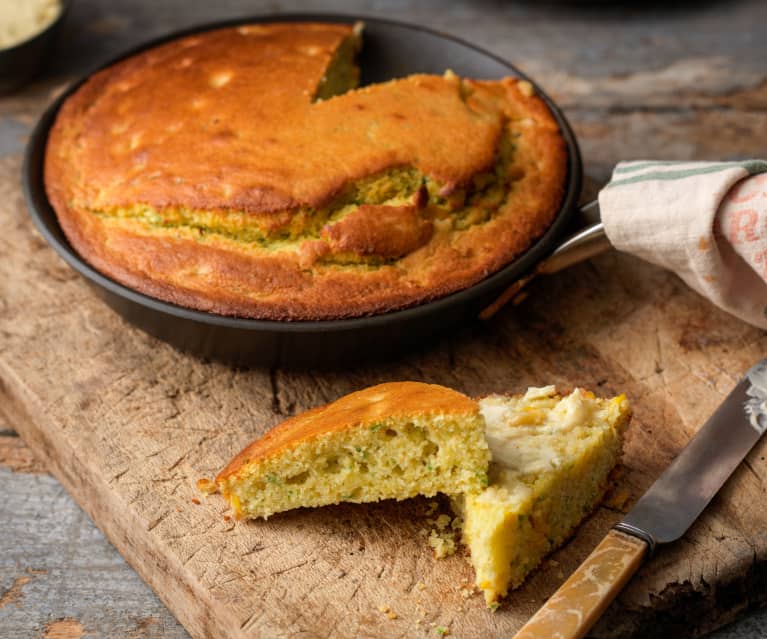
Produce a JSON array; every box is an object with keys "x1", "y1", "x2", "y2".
[
  {"x1": 0, "y1": 431, "x2": 47, "y2": 474},
  {"x1": 3, "y1": 1, "x2": 767, "y2": 637},
  {"x1": 0, "y1": 467, "x2": 189, "y2": 639}
]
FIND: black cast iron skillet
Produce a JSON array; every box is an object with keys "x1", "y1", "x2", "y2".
[{"x1": 23, "y1": 14, "x2": 582, "y2": 368}]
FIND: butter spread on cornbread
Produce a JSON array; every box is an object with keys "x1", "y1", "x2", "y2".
[
  {"x1": 453, "y1": 386, "x2": 631, "y2": 605},
  {"x1": 215, "y1": 382, "x2": 490, "y2": 519},
  {"x1": 44, "y1": 22, "x2": 567, "y2": 320}
]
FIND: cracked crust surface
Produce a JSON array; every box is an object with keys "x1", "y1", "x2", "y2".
[{"x1": 44, "y1": 22, "x2": 567, "y2": 320}]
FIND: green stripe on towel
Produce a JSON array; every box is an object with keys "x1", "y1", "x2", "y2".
[
  {"x1": 613, "y1": 161, "x2": 684, "y2": 175},
  {"x1": 607, "y1": 160, "x2": 767, "y2": 189}
]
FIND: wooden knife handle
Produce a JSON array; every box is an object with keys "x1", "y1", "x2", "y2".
[{"x1": 513, "y1": 529, "x2": 648, "y2": 639}]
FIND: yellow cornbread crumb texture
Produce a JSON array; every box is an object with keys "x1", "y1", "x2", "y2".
[
  {"x1": 455, "y1": 386, "x2": 631, "y2": 605},
  {"x1": 426, "y1": 512, "x2": 463, "y2": 558},
  {"x1": 220, "y1": 413, "x2": 489, "y2": 519}
]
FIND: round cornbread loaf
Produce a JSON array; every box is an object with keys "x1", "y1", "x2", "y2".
[{"x1": 44, "y1": 22, "x2": 567, "y2": 320}]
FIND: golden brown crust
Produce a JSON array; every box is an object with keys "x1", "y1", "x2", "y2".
[
  {"x1": 320, "y1": 201, "x2": 433, "y2": 260},
  {"x1": 216, "y1": 382, "x2": 478, "y2": 483},
  {"x1": 45, "y1": 23, "x2": 568, "y2": 320}
]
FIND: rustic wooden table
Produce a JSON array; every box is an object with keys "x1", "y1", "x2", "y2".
[{"x1": 2, "y1": 1, "x2": 767, "y2": 637}]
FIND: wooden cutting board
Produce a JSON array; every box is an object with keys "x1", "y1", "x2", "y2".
[{"x1": 2, "y1": 149, "x2": 767, "y2": 639}]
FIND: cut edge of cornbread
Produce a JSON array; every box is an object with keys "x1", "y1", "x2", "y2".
[
  {"x1": 453, "y1": 386, "x2": 631, "y2": 606},
  {"x1": 313, "y1": 21, "x2": 363, "y2": 101},
  {"x1": 215, "y1": 382, "x2": 491, "y2": 519}
]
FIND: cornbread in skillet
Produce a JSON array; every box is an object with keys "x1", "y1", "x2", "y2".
[
  {"x1": 44, "y1": 22, "x2": 567, "y2": 319},
  {"x1": 215, "y1": 382, "x2": 490, "y2": 519},
  {"x1": 453, "y1": 387, "x2": 631, "y2": 605}
]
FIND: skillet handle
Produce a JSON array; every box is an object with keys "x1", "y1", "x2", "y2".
[
  {"x1": 537, "y1": 220, "x2": 610, "y2": 275},
  {"x1": 479, "y1": 201, "x2": 611, "y2": 320}
]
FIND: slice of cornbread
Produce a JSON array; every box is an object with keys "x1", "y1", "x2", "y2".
[
  {"x1": 216, "y1": 382, "x2": 490, "y2": 519},
  {"x1": 453, "y1": 386, "x2": 631, "y2": 605}
]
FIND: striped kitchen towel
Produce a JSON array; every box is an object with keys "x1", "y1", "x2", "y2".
[{"x1": 599, "y1": 160, "x2": 767, "y2": 329}]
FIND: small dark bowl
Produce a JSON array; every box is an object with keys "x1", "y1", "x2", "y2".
[
  {"x1": 0, "y1": 0, "x2": 70, "y2": 94},
  {"x1": 23, "y1": 14, "x2": 582, "y2": 369}
]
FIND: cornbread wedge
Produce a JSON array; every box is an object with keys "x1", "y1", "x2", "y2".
[
  {"x1": 453, "y1": 386, "x2": 631, "y2": 605},
  {"x1": 216, "y1": 382, "x2": 490, "y2": 519}
]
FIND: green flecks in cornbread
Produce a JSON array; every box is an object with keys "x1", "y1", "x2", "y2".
[
  {"x1": 220, "y1": 414, "x2": 489, "y2": 519},
  {"x1": 215, "y1": 382, "x2": 490, "y2": 520},
  {"x1": 89, "y1": 129, "x2": 520, "y2": 267}
]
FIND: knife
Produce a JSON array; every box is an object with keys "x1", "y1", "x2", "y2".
[{"x1": 513, "y1": 359, "x2": 767, "y2": 639}]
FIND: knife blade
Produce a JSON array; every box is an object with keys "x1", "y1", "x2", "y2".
[
  {"x1": 615, "y1": 358, "x2": 767, "y2": 548},
  {"x1": 513, "y1": 359, "x2": 767, "y2": 639}
]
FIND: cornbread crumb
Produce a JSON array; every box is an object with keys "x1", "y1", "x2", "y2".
[
  {"x1": 417, "y1": 581, "x2": 427, "y2": 591},
  {"x1": 378, "y1": 605, "x2": 397, "y2": 619},
  {"x1": 426, "y1": 512, "x2": 463, "y2": 558},
  {"x1": 604, "y1": 483, "x2": 632, "y2": 512},
  {"x1": 196, "y1": 478, "x2": 217, "y2": 495},
  {"x1": 428, "y1": 529, "x2": 456, "y2": 558}
]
